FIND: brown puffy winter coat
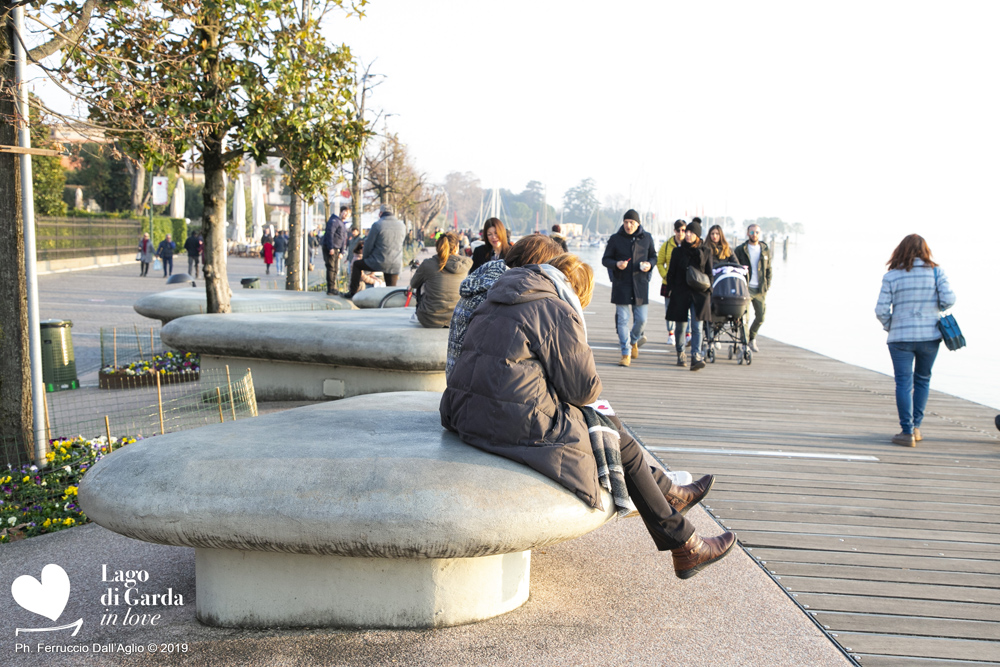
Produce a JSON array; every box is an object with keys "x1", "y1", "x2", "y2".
[{"x1": 439, "y1": 266, "x2": 604, "y2": 508}]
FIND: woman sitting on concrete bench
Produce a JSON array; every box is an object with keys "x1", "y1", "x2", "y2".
[
  {"x1": 409, "y1": 232, "x2": 472, "y2": 328},
  {"x1": 441, "y1": 253, "x2": 737, "y2": 579}
]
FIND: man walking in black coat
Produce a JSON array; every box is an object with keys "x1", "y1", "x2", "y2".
[
  {"x1": 184, "y1": 230, "x2": 202, "y2": 279},
  {"x1": 601, "y1": 209, "x2": 657, "y2": 367}
]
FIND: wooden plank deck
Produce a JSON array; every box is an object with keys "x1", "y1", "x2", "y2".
[{"x1": 585, "y1": 285, "x2": 1000, "y2": 667}]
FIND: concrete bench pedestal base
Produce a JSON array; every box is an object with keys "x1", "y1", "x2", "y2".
[{"x1": 196, "y1": 548, "x2": 530, "y2": 628}]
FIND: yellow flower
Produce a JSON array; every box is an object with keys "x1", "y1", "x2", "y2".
[
  {"x1": 22, "y1": 476, "x2": 30, "y2": 483},
  {"x1": 42, "y1": 518, "x2": 52, "y2": 528},
  {"x1": 45, "y1": 452, "x2": 55, "y2": 462},
  {"x1": 63, "y1": 518, "x2": 75, "y2": 526},
  {"x1": 63, "y1": 486, "x2": 78, "y2": 497}
]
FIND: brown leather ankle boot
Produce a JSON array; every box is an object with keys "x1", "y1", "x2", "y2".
[
  {"x1": 666, "y1": 474, "x2": 715, "y2": 515},
  {"x1": 672, "y1": 531, "x2": 737, "y2": 580}
]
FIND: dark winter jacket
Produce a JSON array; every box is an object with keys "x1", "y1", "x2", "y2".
[
  {"x1": 155, "y1": 240, "x2": 175, "y2": 258},
  {"x1": 734, "y1": 240, "x2": 772, "y2": 293},
  {"x1": 440, "y1": 266, "x2": 603, "y2": 509},
  {"x1": 183, "y1": 235, "x2": 202, "y2": 257},
  {"x1": 362, "y1": 214, "x2": 406, "y2": 274},
  {"x1": 273, "y1": 233, "x2": 288, "y2": 253},
  {"x1": 665, "y1": 240, "x2": 713, "y2": 322},
  {"x1": 322, "y1": 213, "x2": 348, "y2": 253},
  {"x1": 471, "y1": 243, "x2": 507, "y2": 272},
  {"x1": 601, "y1": 225, "x2": 657, "y2": 305},
  {"x1": 410, "y1": 253, "x2": 473, "y2": 328}
]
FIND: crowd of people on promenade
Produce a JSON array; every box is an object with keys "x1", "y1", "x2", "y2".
[{"x1": 604, "y1": 210, "x2": 772, "y2": 371}]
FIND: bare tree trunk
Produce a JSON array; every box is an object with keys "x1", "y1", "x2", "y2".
[
  {"x1": 130, "y1": 161, "x2": 145, "y2": 215},
  {"x1": 0, "y1": 6, "x2": 33, "y2": 464},
  {"x1": 201, "y1": 133, "x2": 232, "y2": 313},
  {"x1": 285, "y1": 192, "x2": 302, "y2": 291},
  {"x1": 351, "y1": 152, "x2": 363, "y2": 233}
]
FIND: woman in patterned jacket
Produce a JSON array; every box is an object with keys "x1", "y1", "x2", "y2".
[{"x1": 875, "y1": 234, "x2": 957, "y2": 447}]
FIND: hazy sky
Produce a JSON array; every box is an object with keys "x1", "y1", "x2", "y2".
[{"x1": 330, "y1": 1, "x2": 999, "y2": 236}]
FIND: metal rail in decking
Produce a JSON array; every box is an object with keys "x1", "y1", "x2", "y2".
[{"x1": 585, "y1": 285, "x2": 1000, "y2": 667}]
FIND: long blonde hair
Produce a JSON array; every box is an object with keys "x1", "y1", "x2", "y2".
[
  {"x1": 436, "y1": 232, "x2": 459, "y2": 271},
  {"x1": 548, "y1": 253, "x2": 594, "y2": 308}
]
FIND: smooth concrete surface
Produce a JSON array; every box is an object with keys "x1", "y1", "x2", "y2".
[
  {"x1": 194, "y1": 548, "x2": 531, "y2": 628},
  {"x1": 134, "y1": 289, "x2": 355, "y2": 324},
  {"x1": 0, "y1": 510, "x2": 850, "y2": 667},
  {"x1": 79, "y1": 392, "x2": 614, "y2": 558},
  {"x1": 37, "y1": 252, "x2": 135, "y2": 275},
  {"x1": 351, "y1": 286, "x2": 412, "y2": 309},
  {"x1": 200, "y1": 355, "x2": 444, "y2": 401},
  {"x1": 160, "y1": 309, "x2": 445, "y2": 371}
]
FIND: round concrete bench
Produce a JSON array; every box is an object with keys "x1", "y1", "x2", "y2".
[
  {"x1": 134, "y1": 289, "x2": 355, "y2": 324},
  {"x1": 79, "y1": 391, "x2": 614, "y2": 628},
  {"x1": 351, "y1": 286, "x2": 412, "y2": 308},
  {"x1": 160, "y1": 309, "x2": 446, "y2": 400}
]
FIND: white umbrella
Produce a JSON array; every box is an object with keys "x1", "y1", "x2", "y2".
[
  {"x1": 169, "y1": 178, "x2": 185, "y2": 218},
  {"x1": 231, "y1": 175, "x2": 245, "y2": 243},
  {"x1": 250, "y1": 174, "x2": 265, "y2": 243}
]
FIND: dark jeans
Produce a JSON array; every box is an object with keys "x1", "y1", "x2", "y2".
[
  {"x1": 161, "y1": 256, "x2": 173, "y2": 276},
  {"x1": 888, "y1": 339, "x2": 940, "y2": 434},
  {"x1": 749, "y1": 287, "x2": 766, "y2": 340},
  {"x1": 187, "y1": 255, "x2": 200, "y2": 278},
  {"x1": 140, "y1": 261, "x2": 149, "y2": 276},
  {"x1": 349, "y1": 258, "x2": 398, "y2": 296},
  {"x1": 324, "y1": 250, "x2": 341, "y2": 294},
  {"x1": 611, "y1": 415, "x2": 693, "y2": 550}
]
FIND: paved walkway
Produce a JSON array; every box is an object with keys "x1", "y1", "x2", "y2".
[{"x1": 12, "y1": 264, "x2": 962, "y2": 665}]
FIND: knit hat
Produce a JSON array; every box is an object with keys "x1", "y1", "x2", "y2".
[
  {"x1": 623, "y1": 209, "x2": 641, "y2": 223},
  {"x1": 686, "y1": 221, "x2": 702, "y2": 238}
]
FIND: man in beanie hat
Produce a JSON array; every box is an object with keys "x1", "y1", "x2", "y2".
[
  {"x1": 602, "y1": 209, "x2": 657, "y2": 367},
  {"x1": 734, "y1": 223, "x2": 772, "y2": 353},
  {"x1": 349, "y1": 203, "x2": 406, "y2": 296}
]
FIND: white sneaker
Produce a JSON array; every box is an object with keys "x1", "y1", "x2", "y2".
[
  {"x1": 750, "y1": 339, "x2": 759, "y2": 353},
  {"x1": 667, "y1": 333, "x2": 675, "y2": 346}
]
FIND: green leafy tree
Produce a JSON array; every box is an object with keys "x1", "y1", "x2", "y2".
[
  {"x1": 562, "y1": 178, "x2": 598, "y2": 226},
  {"x1": 29, "y1": 104, "x2": 67, "y2": 216},
  {"x1": 64, "y1": 143, "x2": 134, "y2": 213},
  {"x1": 66, "y1": 0, "x2": 367, "y2": 307}
]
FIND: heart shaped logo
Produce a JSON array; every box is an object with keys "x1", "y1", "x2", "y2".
[{"x1": 11, "y1": 564, "x2": 70, "y2": 622}]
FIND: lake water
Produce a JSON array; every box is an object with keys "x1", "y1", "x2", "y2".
[{"x1": 575, "y1": 234, "x2": 999, "y2": 411}]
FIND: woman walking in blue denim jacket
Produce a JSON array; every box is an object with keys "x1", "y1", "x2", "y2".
[{"x1": 875, "y1": 234, "x2": 956, "y2": 447}]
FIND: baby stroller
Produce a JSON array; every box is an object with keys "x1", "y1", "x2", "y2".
[{"x1": 705, "y1": 262, "x2": 752, "y2": 365}]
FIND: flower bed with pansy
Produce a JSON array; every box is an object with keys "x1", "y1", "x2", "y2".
[
  {"x1": 0, "y1": 436, "x2": 135, "y2": 543},
  {"x1": 99, "y1": 351, "x2": 199, "y2": 390}
]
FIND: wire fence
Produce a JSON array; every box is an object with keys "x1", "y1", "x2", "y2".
[
  {"x1": 2, "y1": 366, "x2": 257, "y2": 469},
  {"x1": 100, "y1": 325, "x2": 164, "y2": 369}
]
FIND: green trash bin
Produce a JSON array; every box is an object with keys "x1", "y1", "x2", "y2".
[{"x1": 40, "y1": 320, "x2": 79, "y2": 392}]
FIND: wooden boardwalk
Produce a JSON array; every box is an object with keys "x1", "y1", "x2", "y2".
[{"x1": 586, "y1": 286, "x2": 1000, "y2": 667}]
